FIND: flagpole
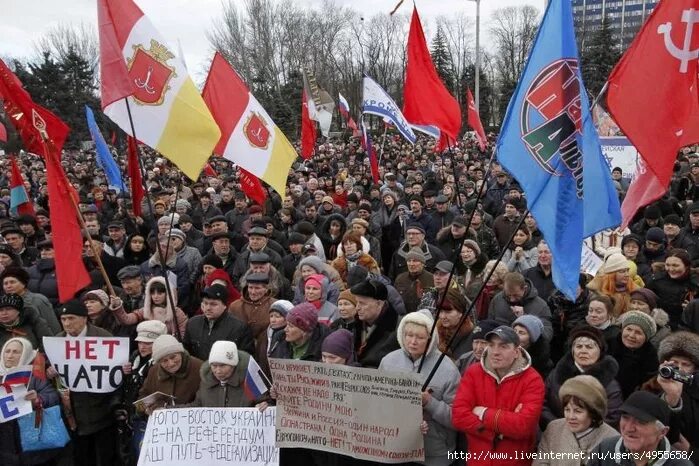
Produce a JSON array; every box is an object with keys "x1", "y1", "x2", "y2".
[
  {"x1": 40, "y1": 136, "x2": 117, "y2": 297},
  {"x1": 123, "y1": 98, "x2": 182, "y2": 341},
  {"x1": 420, "y1": 210, "x2": 530, "y2": 389},
  {"x1": 377, "y1": 122, "x2": 389, "y2": 167},
  {"x1": 590, "y1": 82, "x2": 609, "y2": 113},
  {"x1": 416, "y1": 144, "x2": 497, "y2": 374}
]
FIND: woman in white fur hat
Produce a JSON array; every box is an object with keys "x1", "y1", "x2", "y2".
[{"x1": 379, "y1": 310, "x2": 461, "y2": 466}]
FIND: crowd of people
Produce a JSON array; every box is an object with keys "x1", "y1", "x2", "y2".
[{"x1": 0, "y1": 133, "x2": 698, "y2": 466}]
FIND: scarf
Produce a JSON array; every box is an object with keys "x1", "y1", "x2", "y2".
[
  {"x1": 346, "y1": 251, "x2": 362, "y2": 262},
  {"x1": 378, "y1": 204, "x2": 398, "y2": 228},
  {"x1": 437, "y1": 318, "x2": 474, "y2": 358}
]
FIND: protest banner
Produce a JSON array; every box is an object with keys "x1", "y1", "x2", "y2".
[
  {"x1": 269, "y1": 358, "x2": 425, "y2": 463},
  {"x1": 581, "y1": 243, "x2": 603, "y2": 276},
  {"x1": 137, "y1": 407, "x2": 278, "y2": 466},
  {"x1": 43, "y1": 337, "x2": 130, "y2": 393},
  {"x1": 0, "y1": 385, "x2": 33, "y2": 423},
  {"x1": 600, "y1": 137, "x2": 639, "y2": 179}
]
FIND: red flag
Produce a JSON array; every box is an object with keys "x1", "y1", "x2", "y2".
[
  {"x1": 239, "y1": 167, "x2": 268, "y2": 206},
  {"x1": 607, "y1": 0, "x2": 699, "y2": 224},
  {"x1": 110, "y1": 130, "x2": 117, "y2": 145},
  {"x1": 9, "y1": 155, "x2": 35, "y2": 216},
  {"x1": 203, "y1": 163, "x2": 217, "y2": 178},
  {"x1": 301, "y1": 89, "x2": 316, "y2": 159},
  {"x1": 466, "y1": 88, "x2": 487, "y2": 152},
  {"x1": 0, "y1": 61, "x2": 90, "y2": 302},
  {"x1": 127, "y1": 136, "x2": 144, "y2": 217},
  {"x1": 0, "y1": 122, "x2": 6, "y2": 143},
  {"x1": 403, "y1": 7, "x2": 461, "y2": 143},
  {"x1": 97, "y1": 0, "x2": 137, "y2": 108}
]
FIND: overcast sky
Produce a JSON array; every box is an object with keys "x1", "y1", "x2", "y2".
[{"x1": 1, "y1": 0, "x2": 544, "y2": 71}]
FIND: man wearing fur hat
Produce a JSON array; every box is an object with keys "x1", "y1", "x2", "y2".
[{"x1": 453, "y1": 325, "x2": 545, "y2": 466}]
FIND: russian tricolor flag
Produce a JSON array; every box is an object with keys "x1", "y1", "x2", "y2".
[
  {"x1": 2, "y1": 365, "x2": 32, "y2": 387},
  {"x1": 243, "y1": 356, "x2": 271, "y2": 401},
  {"x1": 338, "y1": 93, "x2": 360, "y2": 137}
]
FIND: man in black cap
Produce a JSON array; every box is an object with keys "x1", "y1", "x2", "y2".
[
  {"x1": 408, "y1": 195, "x2": 438, "y2": 243},
  {"x1": 104, "y1": 221, "x2": 127, "y2": 258},
  {"x1": 588, "y1": 391, "x2": 692, "y2": 465},
  {"x1": 431, "y1": 194, "x2": 455, "y2": 229},
  {"x1": 224, "y1": 191, "x2": 250, "y2": 233},
  {"x1": 178, "y1": 213, "x2": 205, "y2": 253},
  {"x1": 182, "y1": 284, "x2": 255, "y2": 360},
  {"x1": 664, "y1": 214, "x2": 699, "y2": 263},
  {"x1": 2, "y1": 227, "x2": 38, "y2": 267},
  {"x1": 632, "y1": 204, "x2": 663, "y2": 237},
  {"x1": 349, "y1": 279, "x2": 400, "y2": 368},
  {"x1": 231, "y1": 226, "x2": 282, "y2": 286},
  {"x1": 241, "y1": 252, "x2": 293, "y2": 301},
  {"x1": 281, "y1": 233, "x2": 305, "y2": 282},
  {"x1": 436, "y1": 216, "x2": 473, "y2": 260},
  {"x1": 203, "y1": 231, "x2": 238, "y2": 280},
  {"x1": 117, "y1": 265, "x2": 145, "y2": 312},
  {"x1": 50, "y1": 299, "x2": 122, "y2": 466}
]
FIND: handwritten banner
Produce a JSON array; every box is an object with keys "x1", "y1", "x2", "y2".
[
  {"x1": 581, "y1": 243, "x2": 604, "y2": 276},
  {"x1": 270, "y1": 358, "x2": 425, "y2": 463},
  {"x1": 137, "y1": 408, "x2": 278, "y2": 466},
  {"x1": 0, "y1": 385, "x2": 32, "y2": 423},
  {"x1": 43, "y1": 337, "x2": 130, "y2": 393}
]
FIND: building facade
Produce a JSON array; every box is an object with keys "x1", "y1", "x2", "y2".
[{"x1": 572, "y1": 0, "x2": 658, "y2": 51}]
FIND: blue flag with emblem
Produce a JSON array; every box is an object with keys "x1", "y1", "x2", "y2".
[
  {"x1": 495, "y1": 0, "x2": 621, "y2": 299},
  {"x1": 85, "y1": 105, "x2": 125, "y2": 193}
]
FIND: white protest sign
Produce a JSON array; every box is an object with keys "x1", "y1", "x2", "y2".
[
  {"x1": 0, "y1": 385, "x2": 33, "y2": 423},
  {"x1": 600, "y1": 137, "x2": 639, "y2": 179},
  {"x1": 581, "y1": 243, "x2": 604, "y2": 276},
  {"x1": 137, "y1": 408, "x2": 278, "y2": 466},
  {"x1": 270, "y1": 358, "x2": 425, "y2": 464},
  {"x1": 43, "y1": 337, "x2": 130, "y2": 393}
]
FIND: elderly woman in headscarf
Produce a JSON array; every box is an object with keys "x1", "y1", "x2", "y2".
[
  {"x1": 587, "y1": 252, "x2": 639, "y2": 318},
  {"x1": 379, "y1": 310, "x2": 461, "y2": 466},
  {"x1": 0, "y1": 337, "x2": 63, "y2": 466}
]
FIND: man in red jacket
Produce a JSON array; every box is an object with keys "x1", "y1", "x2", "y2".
[{"x1": 452, "y1": 326, "x2": 545, "y2": 465}]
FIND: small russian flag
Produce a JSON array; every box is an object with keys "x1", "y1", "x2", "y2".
[
  {"x1": 243, "y1": 356, "x2": 271, "y2": 401},
  {"x1": 2, "y1": 365, "x2": 32, "y2": 387}
]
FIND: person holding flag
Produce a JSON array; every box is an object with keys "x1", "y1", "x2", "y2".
[{"x1": 9, "y1": 155, "x2": 35, "y2": 217}]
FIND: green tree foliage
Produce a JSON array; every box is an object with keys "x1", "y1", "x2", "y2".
[
  {"x1": 581, "y1": 17, "x2": 620, "y2": 98},
  {"x1": 430, "y1": 26, "x2": 456, "y2": 94}
]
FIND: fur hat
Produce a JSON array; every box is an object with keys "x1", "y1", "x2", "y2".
[
  {"x1": 338, "y1": 290, "x2": 357, "y2": 306},
  {"x1": 397, "y1": 310, "x2": 437, "y2": 355},
  {"x1": 462, "y1": 239, "x2": 481, "y2": 256},
  {"x1": 512, "y1": 315, "x2": 544, "y2": 344},
  {"x1": 1, "y1": 266, "x2": 29, "y2": 286},
  {"x1": 208, "y1": 340, "x2": 239, "y2": 366},
  {"x1": 602, "y1": 253, "x2": 629, "y2": 274},
  {"x1": 621, "y1": 310, "x2": 657, "y2": 340},
  {"x1": 152, "y1": 334, "x2": 185, "y2": 362},
  {"x1": 321, "y1": 329, "x2": 354, "y2": 361},
  {"x1": 350, "y1": 279, "x2": 388, "y2": 301},
  {"x1": 568, "y1": 325, "x2": 606, "y2": 353},
  {"x1": 287, "y1": 303, "x2": 318, "y2": 333},
  {"x1": 658, "y1": 331, "x2": 699, "y2": 368},
  {"x1": 559, "y1": 375, "x2": 608, "y2": 422}
]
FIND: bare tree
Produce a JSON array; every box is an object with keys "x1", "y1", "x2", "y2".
[
  {"x1": 34, "y1": 22, "x2": 99, "y2": 73},
  {"x1": 436, "y1": 13, "x2": 475, "y2": 102}
]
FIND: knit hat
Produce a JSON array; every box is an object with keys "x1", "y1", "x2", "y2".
[
  {"x1": 512, "y1": 315, "x2": 544, "y2": 343},
  {"x1": 664, "y1": 214, "x2": 682, "y2": 227},
  {"x1": 305, "y1": 273, "x2": 325, "y2": 290},
  {"x1": 168, "y1": 229, "x2": 186, "y2": 242},
  {"x1": 471, "y1": 319, "x2": 500, "y2": 341},
  {"x1": 58, "y1": 299, "x2": 88, "y2": 317},
  {"x1": 208, "y1": 340, "x2": 239, "y2": 366},
  {"x1": 558, "y1": 375, "x2": 608, "y2": 422},
  {"x1": 270, "y1": 300, "x2": 294, "y2": 317},
  {"x1": 405, "y1": 247, "x2": 426, "y2": 263},
  {"x1": 175, "y1": 199, "x2": 191, "y2": 210},
  {"x1": 621, "y1": 310, "x2": 657, "y2": 340},
  {"x1": 135, "y1": 320, "x2": 168, "y2": 343},
  {"x1": 298, "y1": 256, "x2": 324, "y2": 274},
  {"x1": 658, "y1": 331, "x2": 699, "y2": 368},
  {"x1": 462, "y1": 239, "x2": 481, "y2": 256},
  {"x1": 83, "y1": 289, "x2": 109, "y2": 308},
  {"x1": 568, "y1": 325, "x2": 606, "y2": 353},
  {"x1": 397, "y1": 310, "x2": 437, "y2": 354},
  {"x1": 405, "y1": 223, "x2": 425, "y2": 234},
  {"x1": 152, "y1": 334, "x2": 185, "y2": 363},
  {"x1": 157, "y1": 214, "x2": 180, "y2": 226},
  {"x1": 338, "y1": 290, "x2": 357, "y2": 306},
  {"x1": 0, "y1": 293, "x2": 23, "y2": 311},
  {"x1": 645, "y1": 227, "x2": 665, "y2": 244},
  {"x1": 287, "y1": 303, "x2": 318, "y2": 333},
  {"x1": 321, "y1": 329, "x2": 354, "y2": 361},
  {"x1": 602, "y1": 253, "x2": 629, "y2": 274},
  {"x1": 629, "y1": 288, "x2": 658, "y2": 310}
]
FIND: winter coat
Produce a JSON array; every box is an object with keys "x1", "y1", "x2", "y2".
[
  {"x1": 541, "y1": 353, "x2": 623, "y2": 429},
  {"x1": 183, "y1": 311, "x2": 255, "y2": 360},
  {"x1": 0, "y1": 375, "x2": 62, "y2": 466},
  {"x1": 139, "y1": 352, "x2": 204, "y2": 405},
  {"x1": 680, "y1": 298, "x2": 699, "y2": 333},
  {"x1": 58, "y1": 324, "x2": 121, "y2": 436},
  {"x1": 140, "y1": 253, "x2": 192, "y2": 307},
  {"x1": 0, "y1": 305, "x2": 54, "y2": 351},
  {"x1": 394, "y1": 270, "x2": 434, "y2": 315},
  {"x1": 548, "y1": 289, "x2": 592, "y2": 359},
  {"x1": 379, "y1": 346, "x2": 460, "y2": 466},
  {"x1": 525, "y1": 336, "x2": 553, "y2": 379},
  {"x1": 240, "y1": 267, "x2": 293, "y2": 301},
  {"x1": 436, "y1": 227, "x2": 474, "y2": 263},
  {"x1": 524, "y1": 264, "x2": 555, "y2": 302},
  {"x1": 648, "y1": 271, "x2": 699, "y2": 330},
  {"x1": 502, "y1": 246, "x2": 539, "y2": 274},
  {"x1": 492, "y1": 214, "x2": 522, "y2": 250},
  {"x1": 473, "y1": 224, "x2": 500, "y2": 260},
  {"x1": 268, "y1": 324, "x2": 329, "y2": 361},
  {"x1": 488, "y1": 279, "x2": 554, "y2": 341},
  {"x1": 291, "y1": 256, "x2": 343, "y2": 305},
  {"x1": 228, "y1": 289, "x2": 274, "y2": 352},
  {"x1": 331, "y1": 253, "x2": 380, "y2": 285},
  {"x1": 189, "y1": 352, "x2": 256, "y2": 408},
  {"x1": 22, "y1": 291, "x2": 60, "y2": 335},
  {"x1": 122, "y1": 351, "x2": 154, "y2": 410},
  {"x1": 350, "y1": 303, "x2": 401, "y2": 369},
  {"x1": 231, "y1": 246, "x2": 283, "y2": 286},
  {"x1": 607, "y1": 333, "x2": 659, "y2": 399},
  {"x1": 409, "y1": 211, "x2": 439, "y2": 243},
  {"x1": 389, "y1": 241, "x2": 446, "y2": 280},
  {"x1": 535, "y1": 418, "x2": 618, "y2": 466},
  {"x1": 587, "y1": 436, "x2": 693, "y2": 466},
  {"x1": 317, "y1": 213, "x2": 347, "y2": 261},
  {"x1": 452, "y1": 348, "x2": 546, "y2": 466},
  {"x1": 26, "y1": 258, "x2": 59, "y2": 307}
]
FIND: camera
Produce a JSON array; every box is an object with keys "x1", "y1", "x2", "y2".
[{"x1": 659, "y1": 365, "x2": 695, "y2": 385}]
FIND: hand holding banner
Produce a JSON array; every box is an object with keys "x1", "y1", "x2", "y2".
[{"x1": 0, "y1": 385, "x2": 33, "y2": 423}]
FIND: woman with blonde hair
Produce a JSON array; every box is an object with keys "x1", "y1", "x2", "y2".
[
  {"x1": 473, "y1": 260, "x2": 509, "y2": 320},
  {"x1": 587, "y1": 253, "x2": 638, "y2": 317}
]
